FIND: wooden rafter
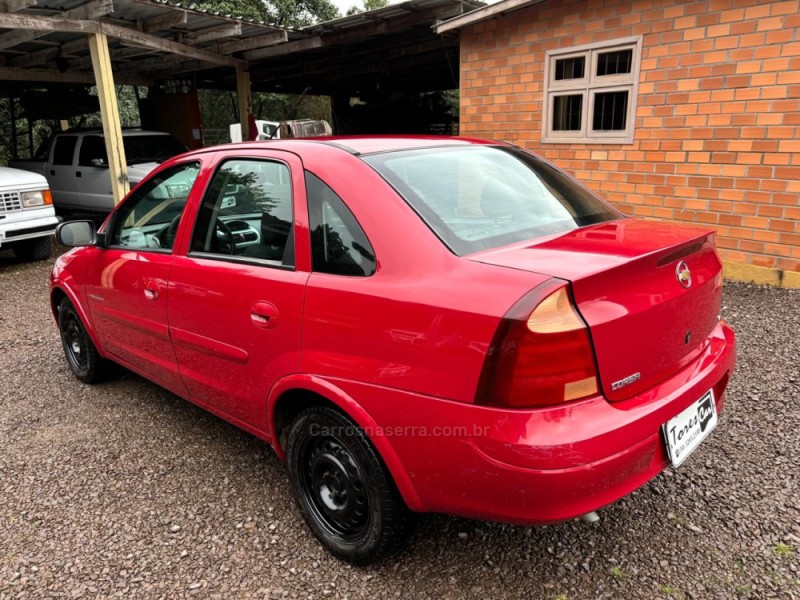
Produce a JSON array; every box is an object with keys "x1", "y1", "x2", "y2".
[
  {"x1": 0, "y1": 11, "x2": 246, "y2": 67},
  {"x1": 0, "y1": 66, "x2": 150, "y2": 85},
  {"x1": 0, "y1": 0, "x2": 113, "y2": 50},
  {"x1": 182, "y1": 23, "x2": 241, "y2": 45},
  {"x1": 0, "y1": 0, "x2": 37, "y2": 12},
  {"x1": 213, "y1": 30, "x2": 287, "y2": 54},
  {"x1": 140, "y1": 9, "x2": 187, "y2": 33}
]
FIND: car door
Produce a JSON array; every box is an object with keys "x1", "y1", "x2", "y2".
[
  {"x1": 47, "y1": 135, "x2": 79, "y2": 209},
  {"x1": 167, "y1": 151, "x2": 310, "y2": 432},
  {"x1": 84, "y1": 160, "x2": 203, "y2": 394},
  {"x1": 75, "y1": 134, "x2": 115, "y2": 212}
]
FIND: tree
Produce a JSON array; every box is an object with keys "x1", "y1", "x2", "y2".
[
  {"x1": 346, "y1": 0, "x2": 388, "y2": 16},
  {"x1": 187, "y1": 0, "x2": 340, "y2": 27}
]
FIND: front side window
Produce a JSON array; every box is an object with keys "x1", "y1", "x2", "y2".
[
  {"x1": 543, "y1": 37, "x2": 641, "y2": 144},
  {"x1": 365, "y1": 146, "x2": 619, "y2": 256},
  {"x1": 191, "y1": 158, "x2": 295, "y2": 267},
  {"x1": 110, "y1": 162, "x2": 200, "y2": 251},
  {"x1": 306, "y1": 172, "x2": 376, "y2": 276},
  {"x1": 79, "y1": 135, "x2": 107, "y2": 167}
]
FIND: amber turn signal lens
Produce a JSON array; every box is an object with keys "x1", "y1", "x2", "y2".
[
  {"x1": 43, "y1": 189, "x2": 53, "y2": 205},
  {"x1": 527, "y1": 286, "x2": 585, "y2": 334}
]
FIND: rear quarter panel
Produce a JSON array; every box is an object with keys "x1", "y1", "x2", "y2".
[{"x1": 298, "y1": 147, "x2": 551, "y2": 402}]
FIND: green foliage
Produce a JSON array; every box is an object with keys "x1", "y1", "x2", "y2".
[
  {"x1": 187, "y1": 0, "x2": 340, "y2": 27},
  {"x1": 198, "y1": 88, "x2": 332, "y2": 144},
  {"x1": 346, "y1": 0, "x2": 388, "y2": 16},
  {"x1": 659, "y1": 585, "x2": 677, "y2": 596}
]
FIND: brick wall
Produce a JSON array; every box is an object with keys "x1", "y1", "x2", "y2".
[{"x1": 459, "y1": 0, "x2": 800, "y2": 275}]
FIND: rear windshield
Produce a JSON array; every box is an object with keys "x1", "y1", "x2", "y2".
[{"x1": 364, "y1": 146, "x2": 620, "y2": 255}]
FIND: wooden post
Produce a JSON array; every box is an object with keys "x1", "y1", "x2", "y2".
[
  {"x1": 236, "y1": 67, "x2": 251, "y2": 141},
  {"x1": 88, "y1": 32, "x2": 129, "y2": 205}
]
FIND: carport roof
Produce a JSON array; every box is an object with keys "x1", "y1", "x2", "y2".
[{"x1": 0, "y1": 0, "x2": 482, "y2": 93}]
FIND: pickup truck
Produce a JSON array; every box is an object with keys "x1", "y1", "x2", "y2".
[
  {"x1": 0, "y1": 167, "x2": 59, "y2": 261},
  {"x1": 10, "y1": 129, "x2": 186, "y2": 215}
]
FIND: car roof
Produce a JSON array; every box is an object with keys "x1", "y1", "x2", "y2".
[{"x1": 203, "y1": 135, "x2": 509, "y2": 157}]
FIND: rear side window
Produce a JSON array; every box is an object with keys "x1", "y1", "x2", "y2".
[
  {"x1": 191, "y1": 158, "x2": 295, "y2": 267},
  {"x1": 364, "y1": 146, "x2": 619, "y2": 255},
  {"x1": 306, "y1": 172, "x2": 376, "y2": 277},
  {"x1": 52, "y1": 136, "x2": 78, "y2": 166}
]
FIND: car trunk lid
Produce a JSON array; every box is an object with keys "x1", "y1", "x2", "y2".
[{"x1": 469, "y1": 218, "x2": 723, "y2": 401}]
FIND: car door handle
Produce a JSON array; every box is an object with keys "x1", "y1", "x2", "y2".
[
  {"x1": 76, "y1": 171, "x2": 82, "y2": 177},
  {"x1": 250, "y1": 301, "x2": 279, "y2": 329},
  {"x1": 144, "y1": 280, "x2": 160, "y2": 301}
]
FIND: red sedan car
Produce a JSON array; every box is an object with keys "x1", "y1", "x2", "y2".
[{"x1": 52, "y1": 136, "x2": 735, "y2": 564}]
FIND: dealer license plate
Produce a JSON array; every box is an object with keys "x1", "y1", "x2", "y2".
[{"x1": 662, "y1": 390, "x2": 717, "y2": 467}]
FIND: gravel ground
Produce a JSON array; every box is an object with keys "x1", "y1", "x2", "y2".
[{"x1": 0, "y1": 248, "x2": 798, "y2": 600}]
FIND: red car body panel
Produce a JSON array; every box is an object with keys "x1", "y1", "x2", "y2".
[{"x1": 50, "y1": 136, "x2": 736, "y2": 525}]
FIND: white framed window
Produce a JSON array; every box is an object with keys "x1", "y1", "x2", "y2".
[{"x1": 542, "y1": 36, "x2": 642, "y2": 144}]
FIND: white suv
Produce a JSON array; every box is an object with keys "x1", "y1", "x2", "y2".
[{"x1": 0, "y1": 167, "x2": 59, "y2": 261}]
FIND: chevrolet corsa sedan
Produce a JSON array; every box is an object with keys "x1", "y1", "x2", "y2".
[{"x1": 52, "y1": 137, "x2": 736, "y2": 564}]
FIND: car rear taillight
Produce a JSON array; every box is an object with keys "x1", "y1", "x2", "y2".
[{"x1": 476, "y1": 279, "x2": 600, "y2": 409}]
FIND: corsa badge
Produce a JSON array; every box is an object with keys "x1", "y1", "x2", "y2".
[{"x1": 676, "y1": 261, "x2": 692, "y2": 289}]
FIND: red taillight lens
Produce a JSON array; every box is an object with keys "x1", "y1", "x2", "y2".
[{"x1": 477, "y1": 279, "x2": 599, "y2": 409}]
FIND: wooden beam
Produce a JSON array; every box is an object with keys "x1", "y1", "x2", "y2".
[
  {"x1": 114, "y1": 53, "x2": 191, "y2": 75},
  {"x1": 243, "y1": 8, "x2": 452, "y2": 61},
  {"x1": 88, "y1": 32, "x2": 129, "y2": 205},
  {"x1": 0, "y1": 0, "x2": 37, "y2": 12},
  {"x1": 101, "y1": 21, "x2": 245, "y2": 67},
  {"x1": 67, "y1": 44, "x2": 160, "y2": 70},
  {"x1": 244, "y1": 36, "x2": 322, "y2": 61},
  {"x1": 0, "y1": 66, "x2": 150, "y2": 85},
  {"x1": 183, "y1": 23, "x2": 241, "y2": 45},
  {"x1": 214, "y1": 30, "x2": 287, "y2": 54},
  {"x1": 0, "y1": 12, "x2": 245, "y2": 67},
  {"x1": 8, "y1": 46, "x2": 58, "y2": 67},
  {"x1": 141, "y1": 9, "x2": 187, "y2": 33},
  {"x1": 0, "y1": 0, "x2": 113, "y2": 50},
  {"x1": 236, "y1": 68, "x2": 251, "y2": 141}
]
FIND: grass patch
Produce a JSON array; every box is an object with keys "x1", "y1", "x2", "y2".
[{"x1": 659, "y1": 584, "x2": 677, "y2": 595}]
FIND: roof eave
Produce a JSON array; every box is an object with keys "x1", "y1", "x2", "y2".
[{"x1": 435, "y1": 0, "x2": 545, "y2": 34}]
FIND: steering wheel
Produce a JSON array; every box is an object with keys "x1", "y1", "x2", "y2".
[
  {"x1": 158, "y1": 214, "x2": 182, "y2": 249},
  {"x1": 214, "y1": 218, "x2": 235, "y2": 255}
]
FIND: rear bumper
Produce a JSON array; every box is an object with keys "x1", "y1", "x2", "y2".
[
  {"x1": 0, "y1": 209, "x2": 60, "y2": 248},
  {"x1": 341, "y1": 320, "x2": 735, "y2": 524}
]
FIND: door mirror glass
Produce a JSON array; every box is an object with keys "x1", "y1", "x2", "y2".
[{"x1": 56, "y1": 220, "x2": 96, "y2": 247}]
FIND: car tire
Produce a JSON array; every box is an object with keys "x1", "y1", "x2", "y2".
[
  {"x1": 58, "y1": 298, "x2": 115, "y2": 383},
  {"x1": 286, "y1": 405, "x2": 411, "y2": 565},
  {"x1": 12, "y1": 237, "x2": 53, "y2": 262}
]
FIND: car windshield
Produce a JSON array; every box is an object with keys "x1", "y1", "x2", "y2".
[
  {"x1": 364, "y1": 146, "x2": 620, "y2": 255},
  {"x1": 123, "y1": 135, "x2": 187, "y2": 165}
]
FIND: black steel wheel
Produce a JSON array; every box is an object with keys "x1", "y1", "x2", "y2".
[
  {"x1": 286, "y1": 406, "x2": 411, "y2": 565},
  {"x1": 58, "y1": 298, "x2": 115, "y2": 383}
]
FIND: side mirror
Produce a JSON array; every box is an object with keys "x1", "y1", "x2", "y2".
[
  {"x1": 90, "y1": 158, "x2": 108, "y2": 168},
  {"x1": 56, "y1": 220, "x2": 97, "y2": 247}
]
